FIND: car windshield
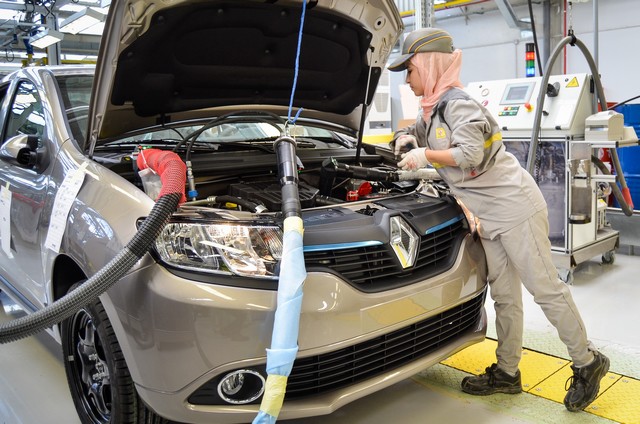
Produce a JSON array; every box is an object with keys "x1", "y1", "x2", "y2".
[
  {"x1": 51, "y1": 73, "x2": 355, "y2": 153},
  {"x1": 97, "y1": 115, "x2": 355, "y2": 153}
]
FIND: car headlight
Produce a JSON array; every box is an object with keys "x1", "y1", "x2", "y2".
[{"x1": 154, "y1": 222, "x2": 283, "y2": 279}]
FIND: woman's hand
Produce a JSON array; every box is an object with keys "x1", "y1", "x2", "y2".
[
  {"x1": 393, "y1": 134, "x2": 417, "y2": 156},
  {"x1": 398, "y1": 148, "x2": 430, "y2": 170}
]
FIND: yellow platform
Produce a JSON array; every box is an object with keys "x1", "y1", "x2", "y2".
[{"x1": 440, "y1": 338, "x2": 640, "y2": 424}]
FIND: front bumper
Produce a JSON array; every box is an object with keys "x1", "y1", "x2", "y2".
[{"x1": 102, "y1": 235, "x2": 486, "y2": 423}]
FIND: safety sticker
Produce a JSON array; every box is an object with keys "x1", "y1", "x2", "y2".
[
  {"x1": 436, "y1": 127, "x2": 447, "y2": 139},
  {"x1": 45, "y1": 162, "x2": 88, "y2": 253},
  {"x1": 566, "y1": 77, "x2": 579, "y2": 88},
  {"x1": 0, "y1": 182, "x2": 13, "y2": 258}
]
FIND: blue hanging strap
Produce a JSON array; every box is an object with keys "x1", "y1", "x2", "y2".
[{"x1": 287, "y1": 0, "x2": 307, "y2": 125}]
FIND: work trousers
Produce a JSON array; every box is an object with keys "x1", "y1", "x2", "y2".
[{"x1": 480, "y1": 210, "x2": 595, "y2": 374}]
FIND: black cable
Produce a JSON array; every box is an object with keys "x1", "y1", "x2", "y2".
[
  {"x1": 527, "y1": 0, "x2": 543, "y2": 76},
  {"x1": 609, "y1": 94, "x2": 640, "y2": 110},
  {"x1": 182, "y1": 111, "x2": 285, "y2": 162}
]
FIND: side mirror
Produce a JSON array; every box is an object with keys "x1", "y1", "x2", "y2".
[{"x1": 0, "y1": 134, "x2": 48, "y2": 172}]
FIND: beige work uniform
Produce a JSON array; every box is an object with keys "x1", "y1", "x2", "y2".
[{"x1": 394, "y1": 88, "x2": 595, "y2": 372}]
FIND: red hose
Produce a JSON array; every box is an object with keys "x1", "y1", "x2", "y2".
[
  {"x1": 621, "y1": 187, "x2": 634, "y2": 210},
  {"x1": 136, "y1": 149, "x2": 187, "y2": 204}
]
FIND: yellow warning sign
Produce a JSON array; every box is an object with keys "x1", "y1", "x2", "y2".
[{"x1": 566, "y1": 77, "x2": 579, "y2": 88}]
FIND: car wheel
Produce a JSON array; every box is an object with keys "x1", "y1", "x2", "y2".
[{"x1": 61, "y1": 283, "x2": 167, "y2": 424}]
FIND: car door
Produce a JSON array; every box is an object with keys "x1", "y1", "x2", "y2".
[{"x1": 0, "y1": 78, "x2": 50, "y2": 310}]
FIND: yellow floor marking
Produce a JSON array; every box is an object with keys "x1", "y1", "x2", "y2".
[
  {"x1": 519, "y1": 349, "x2": 569, "y2": 392},
  {"x1": 588, "y1": 376, "x2": 640, "y2": 423},
  {"x1": 441, "y1": 338, "x2": 640, "y2": 423},
  {"x1": 529, "y1": 363, "x2": 620, "y2": 403},
  {"x1": 441, "y1": 338, "x2": 497, "y2": 375}
]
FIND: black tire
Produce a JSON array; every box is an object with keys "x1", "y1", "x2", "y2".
[
  {"x1": 61, "y1": 284, "x2": 168, "y2": 424},
  {"x1": 602, "y1": 250, "x2": 615, "y2": 265}
]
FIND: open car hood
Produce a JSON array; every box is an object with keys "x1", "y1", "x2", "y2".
[{"x1": 87, "y1": 0, "x2": 402, "y2": 149}]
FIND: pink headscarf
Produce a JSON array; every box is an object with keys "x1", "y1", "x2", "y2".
[{"x1": 411, "y1": 49, "x2": 464, "y2": 122}]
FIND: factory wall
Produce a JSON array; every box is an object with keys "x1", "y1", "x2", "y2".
[{"x1": 389, "y1": 0, "x2": 640, "y2": 127}]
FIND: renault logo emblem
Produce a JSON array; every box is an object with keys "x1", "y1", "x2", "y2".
[{"x1": 389, "y1": 216, "x2": 419, "y2": 269}]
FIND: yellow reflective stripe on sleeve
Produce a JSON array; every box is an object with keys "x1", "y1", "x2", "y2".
[
  {"x1": 484, "y1": 132, "x2": 502, "y2": 149},
  {"x1": 431, "y1": 132, "x2": 500, "y2": 169},
  {"x1": 259, "y1": 374, "x2": 288, "y2": 418}
]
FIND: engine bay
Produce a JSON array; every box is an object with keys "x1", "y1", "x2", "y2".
[
  {"x1": 97, "y1": 145, "x2": 437, "y2": 214},
  {"x1": 90, "y1": 113, "x2": 446, "y2": 214}
]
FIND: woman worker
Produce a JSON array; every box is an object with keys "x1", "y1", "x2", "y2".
[{"x1": 387, "y1": 27, "x2": 608, "y2": 412}]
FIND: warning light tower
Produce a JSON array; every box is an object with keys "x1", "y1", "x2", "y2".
[{"x1": 526, "y1": 43, "x2": 535, "y2": 77}]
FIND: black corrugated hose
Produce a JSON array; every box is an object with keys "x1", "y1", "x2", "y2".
[
  {"x1": 525, "y1": 33, "x2": 633, "y2": 216},
  {"x1": 0, "y1": 192, "x2": 181, "y2": 344}
]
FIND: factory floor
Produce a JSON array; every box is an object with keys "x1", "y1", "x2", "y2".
[{"x1": 1, "y1": 249, "x2": 639, "y2": 424}]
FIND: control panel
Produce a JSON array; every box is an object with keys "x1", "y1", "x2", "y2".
[{"x1": 465, "y1": 74, "x2": 594, "y2": 138}]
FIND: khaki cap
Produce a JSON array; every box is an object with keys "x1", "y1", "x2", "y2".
[{"x1": 388, "y1": 28, "x2": 454, "y2": 72}]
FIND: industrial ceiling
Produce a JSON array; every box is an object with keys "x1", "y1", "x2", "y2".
[
  {"x1": 0, "y1": 0, "x2": 106, "y2": 71},
  {"x1": 0, "y1": 0, "x2": 532, "y2": 72}
]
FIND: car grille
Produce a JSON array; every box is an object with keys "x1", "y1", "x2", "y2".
[
  {"x1": 285, "y1": 290, "x2": 485, "y2": 398},
  {"x1": 188, "y1": 290, "x2": 485, "y2": 405},
  {"x1": 303, "y1": 218, "x2": 467, "y2": 292}
]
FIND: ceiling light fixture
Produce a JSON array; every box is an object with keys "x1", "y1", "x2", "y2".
[
  {"x1": 28, "y1": 28, "x2": 64, "y2": 49},
  {"x1": 60, "y1": 8, "x2": 105, "y2": 34}
]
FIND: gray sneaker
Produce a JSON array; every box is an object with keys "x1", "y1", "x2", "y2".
[
  {"x1": 564, "y1": 351, "x2": 610, "y2": 412},
  {"x1": 461, "y1": 363, "x2": 522, "y2": 396}
]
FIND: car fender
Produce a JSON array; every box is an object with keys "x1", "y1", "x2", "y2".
[{"x1": 41, "y1": 143, "x2": 156, "y2": 308}]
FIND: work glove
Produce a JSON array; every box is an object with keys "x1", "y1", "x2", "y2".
[
  {"x1": 398, "y1": 147, "x2": 430, "y2": 171},
  {"x1": 393, "y1": 134, "x2": 417, "y2": 156}
]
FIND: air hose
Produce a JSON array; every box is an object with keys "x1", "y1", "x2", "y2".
[
  {"x1": 253, "y1": 1, "x2": 309, "y2": 420},
  {"x1": 253, "y1": 135, "x2": 307, "y2": 424},
  {"x1": 525, "y1": 33, "x2": 633, "y2": 216},
  {"x1": 0, "y1": 149, "x2": 185, "y2": 344},
  {"x1": 592, "y1": 155, "x2": 634, "y2": 216}
]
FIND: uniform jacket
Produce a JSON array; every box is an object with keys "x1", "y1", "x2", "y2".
[{"x1": 393, "y1": 88, "x2": 547, "y2": 239}]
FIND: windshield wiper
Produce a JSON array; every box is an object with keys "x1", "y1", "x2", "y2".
[
  {"x1": 100, "y1": 138, "x2": 182, "y2": 147},
  {"x1": 328, "y1": 132, "x2": 356, "y2": 148},
  {"x1": 220, "y1": 137, "x2": 316, "y2": 148},
  {"x1": 96, "y1": 139, "x2": 217, "y2": 152}
]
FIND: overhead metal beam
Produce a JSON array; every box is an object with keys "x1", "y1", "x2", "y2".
[
  {"x1": 493, "y1": 0, "x2": 531, "y2": 30},
  {"x1": 0, "y1": 1, "x2": 101, "y2": 20},
  {"x1": 0, "y1": 1, "x2": 106, "y2": 62},
  {"x1": 434, "y1": 0, "x2": 486, "y2": 10},
  {"x1": 0, "y1": 0, "x2": 44, "y2": 13}
]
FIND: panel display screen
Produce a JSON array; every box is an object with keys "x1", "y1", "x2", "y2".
[{"x1": 500, "y1": 82, "x2": 536, "y2": 105}]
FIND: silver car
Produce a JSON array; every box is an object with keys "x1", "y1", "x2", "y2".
[{"x1": 0, "y1": 1, "x2": 487, "y2": 423}]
